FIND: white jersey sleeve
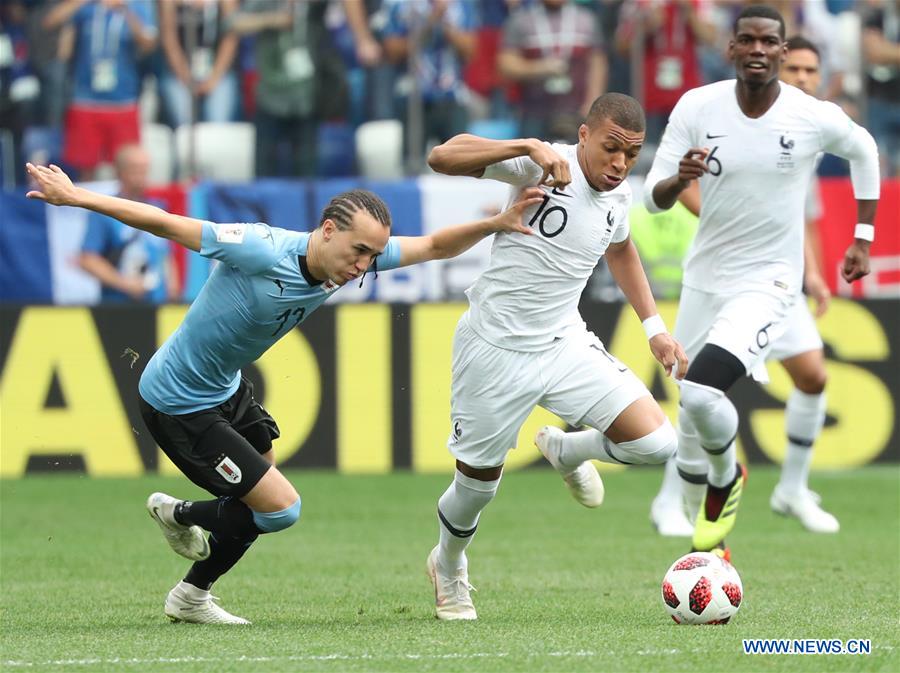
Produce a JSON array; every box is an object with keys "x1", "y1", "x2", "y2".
[
  {"x1": 643, "y1": 91, "x2": 697, "y2": 213},
  {"x1": 481, "y1": 150, "x2": 546, "y2": 187},
  {"x1": 815, "y1": 100, "x2": 881, "y2": 200}
]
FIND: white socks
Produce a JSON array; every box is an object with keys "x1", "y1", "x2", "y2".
[
  {"x1": 675, "y1": 409, "x2": 708, "y2": 518},
  {"x1": 556, "y1": 409, "x2": 677, "y2": 466},
  {"x1": 778, "y1": 390, "x2": 826, "y2": 494},
  {"x1": 679, "y1": 380, "x2": 738, "y2": 488},
  {"x1": 176, "y1": 580, "x2": 210, "y2": 601},
  {"x1": 437, "y1": 470, "x2": 500, "y2": 574}
]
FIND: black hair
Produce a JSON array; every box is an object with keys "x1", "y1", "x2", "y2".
[
  {"x1": 585, "y1": 92, "x2": 645, "y2": 133},
  {"x1": 785, "y1": 35, "x2": 820, "y2": 58},
  {"x1": 733, "y1": 4, "x2": 786, "y2": 39},
  {"x1": 318, "y1": 189, "x2": 392, "y2": 231}
]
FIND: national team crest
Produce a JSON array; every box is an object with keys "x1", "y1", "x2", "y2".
[
  {"x1": 215, "y1": 457, "x2": 243, "y2": 484},
  {"x1": 777, "y1": 132, "x2": 795, "y2": 171}
]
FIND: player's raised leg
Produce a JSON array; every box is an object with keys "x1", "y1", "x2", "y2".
[
  {"x1": 536, "y1": 330, "x2": 681, "y2": 506},
  {"x1": 538, "y1": 395, "x2": 676, "y2": 476}
]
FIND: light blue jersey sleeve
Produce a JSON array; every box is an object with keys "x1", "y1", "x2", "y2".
[
  {"x1": 378, "y1": 236, "x2": 403, "y2": 271},
  {"x1": 200, "y1": 221, "x2": 288, "y2": 275}
]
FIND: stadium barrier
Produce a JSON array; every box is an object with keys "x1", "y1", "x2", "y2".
[{"x1": 1, "y1": 298, "x2": 897, "y2": 477}]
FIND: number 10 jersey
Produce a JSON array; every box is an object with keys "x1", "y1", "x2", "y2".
[{"x1": 467, "y1": 142, "x2": 632, "y2": 352}]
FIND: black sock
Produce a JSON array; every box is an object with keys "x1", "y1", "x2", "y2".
[
  {"x1": 183, "y1": 531, "x2": 258, "y2": 590},
  {"x1": 175, "y1": 497, "x2": 260, "y2": 538}
]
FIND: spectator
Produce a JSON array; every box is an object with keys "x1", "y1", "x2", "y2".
[
  {"x1": 43, "y1": 0, "x2": 157, "y2": 179},
  {"x1": 498, "y1": 0, "x2": 607, "y2": 142},
  {"x1": 21, "y1": 0, "x2": 70, "y2": 129},
  {"x1": 331, "y1": 0, "x2": 395, "y2": 125},
  {"x1": 229, "y1": 0, "x2": 330, "y2": 177},
  {"x1": 382, "y1": 0, "x2": 477, "y2": 161},
  {"x1": 159, "y1": 0, "x2": 239, "y2": 127},
  {"x1": 861, "y1": 0, "x2": 900, "y2": 177},
  {"x1": 1, "y1": 0, "x2": 42, "y2": 183},
  {"x1": 614, "y1": 0, "x2": 715, "y2": 145},
  {"x1": 78, "y1": 144, "x2": 176, "y2": 303}
]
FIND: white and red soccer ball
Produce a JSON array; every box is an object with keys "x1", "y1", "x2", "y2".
[{"x1": 661, "y1": 552, "x2": 743, "y2": 624}]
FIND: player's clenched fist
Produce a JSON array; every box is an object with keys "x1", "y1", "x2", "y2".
[
  {"x1": 677, "y1": 147, "x2": 709, "y2": 186},
  {"x1": 527, "y1": 139, "x2": 572, "y2": 189},
  {"x1": 841, "y1": 241, "x2": 871, "y2": 283}
]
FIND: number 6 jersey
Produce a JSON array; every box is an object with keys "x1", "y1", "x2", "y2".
[
  {"x1": 644, "y1": 80, "x2": 880, "y2": 296},
  {"x1": 468, "y1": 142, "x2": 632, "y2": 352}
]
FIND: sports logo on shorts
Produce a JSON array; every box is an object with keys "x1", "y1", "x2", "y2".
[{"x1": 215, "y1": 457, "x2": 243, "y2": 484}]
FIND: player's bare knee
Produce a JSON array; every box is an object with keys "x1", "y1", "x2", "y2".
[{"x1": 794, "y1": 370, "x2": 827, "y2": 395}]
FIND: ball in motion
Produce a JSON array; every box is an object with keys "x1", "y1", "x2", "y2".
[{"x1": 661, "y1": 552, "x2": 742, "y2": 624}]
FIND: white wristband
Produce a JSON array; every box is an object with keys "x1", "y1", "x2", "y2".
[
  {"x1": 854, "y1": 223, "x2": 875, "y2": 242},
  {"x1": 642, "y1": 314, "x2": 667, "y2": 340}
]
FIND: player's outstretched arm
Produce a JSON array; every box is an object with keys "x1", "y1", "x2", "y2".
[
  {"x1": 606, "y1": 237, "x2": 688, "y2": 379},
  {"x1": 395, "y1": 188, "x2": 544, "y2": 267},
  {"x1": 427, "y1": 134, "x2": 571, "y2": 187},
  {"x1": 25, "y1": 163, "x2": 203, "y2": 252}
]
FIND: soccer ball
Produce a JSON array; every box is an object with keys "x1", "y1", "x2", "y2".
[{"x1": 661, "y1": 552, "x2": 743, "y2": 624}]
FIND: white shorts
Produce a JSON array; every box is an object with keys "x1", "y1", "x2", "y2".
[
  {"x1": 447, "y1": 314, "x2": 651, "y2": 468},
  {"x1": 674, "y1": 286, "x2": 796, "y2": 382},
  {"x1": 767, "y1": 297, "x2": 823, "y2": 361}
]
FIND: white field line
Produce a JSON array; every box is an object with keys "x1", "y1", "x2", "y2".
[
  {"x1": 4, "y1": 645, "x2": 894, "y2": 668},
  {"x1": 2, "y1": 651, "x2": 599, "y2": 668}
]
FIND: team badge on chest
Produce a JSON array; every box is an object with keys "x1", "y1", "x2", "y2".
[{"x1": 776, "y1": 132, "x2": 795, "y2": 172}]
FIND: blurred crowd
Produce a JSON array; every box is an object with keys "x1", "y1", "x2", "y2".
[{"x1": 1, "y1": 0, "x2": 898, "y2": 185}]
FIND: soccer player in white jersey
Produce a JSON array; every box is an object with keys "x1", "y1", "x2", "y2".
[
  {"x1": 652, "y1": 35, "x2": 841, "y2": 537},
  {"x1": 424, "y1": 93, "x2": 690, "y2": 620},
  {"x1": 642, "y1": 4, "x2": 880, "y2": 555},
  {"x1": 25, "y1": 162, "x2": 542, "y2": 625}
]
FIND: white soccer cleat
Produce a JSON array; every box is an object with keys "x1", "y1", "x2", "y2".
[
  {"x1": 164, "y1": 584, "x2": 251, "y2": 625},
  {"x1": 770, "y1": 486, "x2": 840, "y2": 534},
  {"x1": 147, "y1": 492, "x2": 211, "y2": 561},
  {"x1": 535, "y1": 425, "x2": 604, "y2": 508},
  {"x1": 426, "y1": 546, "x2": 477, "y2": 621},
  {"x1": 650, "y1": 496, "x2": 694, "y2": 537}
]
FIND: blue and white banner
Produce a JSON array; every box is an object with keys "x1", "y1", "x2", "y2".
[{"x1": 1, "y1": 181, "x2": 118, "y2": 304}]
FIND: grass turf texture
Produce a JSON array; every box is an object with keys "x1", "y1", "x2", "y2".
[{"x1": 1, "y1": 466, "x2": 897, "y2": 673}]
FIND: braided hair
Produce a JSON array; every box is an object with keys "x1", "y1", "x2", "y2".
[{"x1": 318, "y1": 189, "x2": 392, "y2": 231}]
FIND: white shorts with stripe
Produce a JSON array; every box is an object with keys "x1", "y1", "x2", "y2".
[
  {"x1": 447, "y1": 313, "x2": 651, "y2": 468},
  {"x1": 674, "y1": 285, "x2": 798, "y2": 382}
]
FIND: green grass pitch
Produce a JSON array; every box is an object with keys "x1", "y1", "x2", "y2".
[{"x1": 1, "y1": 466, "x2": 898, "y2": 673}]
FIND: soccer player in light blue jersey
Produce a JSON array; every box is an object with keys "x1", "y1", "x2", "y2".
[{"x1": 26, "y1": 161, "x2": 542, "y2": 625}]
